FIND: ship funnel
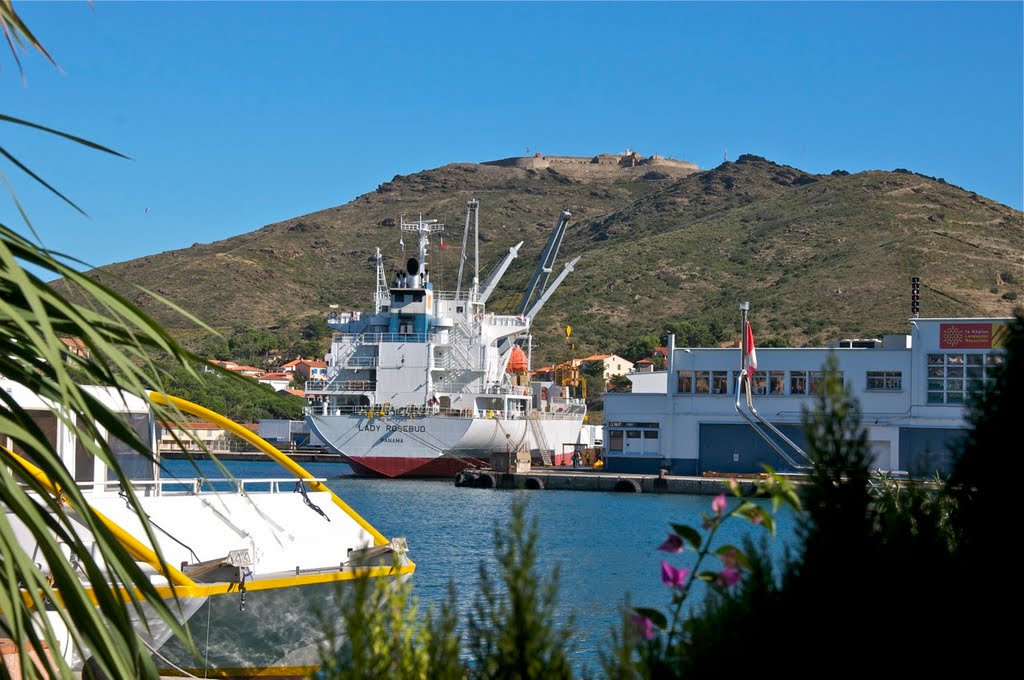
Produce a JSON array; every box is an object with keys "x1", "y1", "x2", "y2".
[{"x1": 406, "y1": 257, "x2": 420, "y2": 275}]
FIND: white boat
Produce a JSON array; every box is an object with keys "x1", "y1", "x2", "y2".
[
  {"x1": 304, "y1": 200, "x2": 594, "y2": 477},
  {"x1": 2, "y1": 378, "x2": 412, "y2": 678}
]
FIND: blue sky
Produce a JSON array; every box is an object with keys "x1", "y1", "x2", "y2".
[{"x1": 4, "y1": 1, "x2": 1022, "y2": 273}]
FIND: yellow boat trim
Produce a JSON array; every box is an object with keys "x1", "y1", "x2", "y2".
[
  {"x1": 150, "y1": 392, "x2": 392, "y2": 547},
  {"x1": 28, "y1": 560, "x2": 415, "y2": 609},
  {"x1": 157, "y1": 664, "x2": 316, "y2": 678},
  {"x1": 146, "y1": 562, "x2": 416, "y2": 599}
]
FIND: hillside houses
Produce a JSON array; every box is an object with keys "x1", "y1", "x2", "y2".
[{"x1": 531, "y1": 353, "x2": 634, "y2": 383}]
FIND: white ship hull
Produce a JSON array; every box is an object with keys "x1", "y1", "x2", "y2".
[{"x1": 308, "y1": 410, "x2": 590, "y2": 477}]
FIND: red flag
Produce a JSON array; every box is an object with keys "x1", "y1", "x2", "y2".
[
  {"x1": 440, "y1": 236, "x2": 446, "y2": 250},
  {"x1": 744, "y1": 321, "x2": 758, "y2": 374}
]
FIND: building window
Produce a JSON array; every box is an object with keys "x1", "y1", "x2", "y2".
[
  {"x1": 926, "y1": 352, "x2": 1001, "y2": 404},
  {"x1": 609, "y1": 430, "x2": 624, "y2": 452},
  {"x1": 750, "y1": 371, "x2": 767, "y2": 395},
  {"x1": 769, "y1": 371, "x2": 786, "y2": 395},
  {"x1": 867, "y1": 371, "x2": 903, "y2": 391},
  {"x1": 626, "y1": 431, "x2": 642, "y2": 439},
  {"x1": 677, "y1": 370, "x2": 693, "y2": 393},
  {"x1": 712, "y1": 371, "x2": 729, "y2": 395},
  {"x1": 694, "y1": 370, "x2": 710, "y2": 394},
  {"x1": 644, "y1": 430, "x2": 659, "y2": 439},
  {"x1": 808, "y1": 371, "x2": 844, "y2": 395},
  {"x1": 790, "y1": 371, "x2": 808, "y2": 395}
]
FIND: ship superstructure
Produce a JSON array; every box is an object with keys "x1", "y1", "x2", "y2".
[{"x1": 304, "y1": 200, "x2": 593, "y2": 477}]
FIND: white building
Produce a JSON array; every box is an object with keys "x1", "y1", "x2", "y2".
[
  {"x1": 580, "y1": 354, "x2": 634, "y2": 380},
  {"x1": 604, "y1": 316, "x2": 1012, "y2": 477}
]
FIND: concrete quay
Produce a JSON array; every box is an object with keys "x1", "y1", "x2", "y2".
[{"x1": 454, "y1": 467, "x2": 770, "y2": 495}]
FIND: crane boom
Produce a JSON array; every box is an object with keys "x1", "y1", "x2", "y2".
[
  {"x1": 516, "y1": 209, "x2": 571, "y2": 315},
  {"x1": 479, "y1": 241, "x2": 523, "y2": 304}
]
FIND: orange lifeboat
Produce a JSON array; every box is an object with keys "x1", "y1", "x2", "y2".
[{"x1": 507, "y1": 346, "x2": 528, "y2": 374}]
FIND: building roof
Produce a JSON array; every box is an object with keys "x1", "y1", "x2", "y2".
[
  {"x1": 279, "y1": 358, "x2": 304, "y2": 369},
  {"x1": 229, "y1": 365, "x2": 265, "y2": 374},
  {"x1": 581, "y1": 354, "x2": 611, "y2": 361},
  {"x1": 259, "y1": 372, "x2": 291, "y2": 380},
  {"x1": 279, "y1": 388, "x2": 305, "y2": 397},
  {"x1": 299, "y1": 359, "x2": 327, "y2": 368},
  {"x1": 60, "y1": 336, "x2": 89, "y2": 353}
]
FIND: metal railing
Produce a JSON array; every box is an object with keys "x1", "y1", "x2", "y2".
[
  {"x1": 305, "y1": 379, "x2": 376, "y2": 393},
  {"x1": 71, "y1": 476, "x2": 329, "y2": 497}
]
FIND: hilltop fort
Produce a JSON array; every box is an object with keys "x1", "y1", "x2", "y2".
[{"x1": 482, "y1": 149, "x2": 698, "y2": 177}]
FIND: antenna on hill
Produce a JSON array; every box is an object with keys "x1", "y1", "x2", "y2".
[{"x1": 724, "y1": 147, "x2": 729, "y2": 162}]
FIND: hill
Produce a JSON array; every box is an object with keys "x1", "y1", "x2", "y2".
[{"x1": 75, "y1": 154, "x2": 1024, "y2": 367}]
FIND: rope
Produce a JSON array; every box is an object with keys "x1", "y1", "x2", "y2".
[
  {"x1": 139, "y1": 634, "x2": 205, "y2": 679},
  {"x1": 119, "y1": 487, "x2": 200, "y2": 563},
  {"x1": 294, "y1": 481, "x2": 330, "y2": 521}
]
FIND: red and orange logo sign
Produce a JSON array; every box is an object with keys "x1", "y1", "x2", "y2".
[{"x1": 939, "y1": 323, "x2": 1009, "y2": 349}]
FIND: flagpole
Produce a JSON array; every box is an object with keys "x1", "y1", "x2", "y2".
[{"x1": 740, "y1": 301, "x2": 749, "y2": 373}]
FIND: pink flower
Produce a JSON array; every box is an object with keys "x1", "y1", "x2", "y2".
[
  {"x1": 717, "y1": 549, "x2": 742, "y2": 587},
  {"x1": 717, "y1": 566, "x2": 741, "y2": 587},
  {"x1": 630, "y1": 613, "x2": 655, "y2": 640},
  {"x1": 656, "y1": 533, "x2": 684, "y2": 554},
  {"x1": 661, "y1": 560, "x2": 689, "y2": 588},
  {"x1": 712, "y1": 493, "x2": 727, "y2": 515}
]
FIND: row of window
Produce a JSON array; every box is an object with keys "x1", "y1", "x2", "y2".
[
  {"x1": 926, "y1": 352, "x2": 1002, "y2": 404},
  {"x1": 607, "y1": 427, "x2": 660, "y2": 454},
  {"x1": 676, "y1": 369, "x2": 849, "y2": 396},
  {"x1": 673, "y1": 351, "x2": 1004, "y2": 402}
]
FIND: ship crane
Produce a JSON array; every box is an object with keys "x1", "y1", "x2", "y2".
[
  {"x1": 497, "y1": 209, "x2": 577, "y2": 360},
  {"x1": 517, "y1": 209, "x2": 572, "y2": 316}
]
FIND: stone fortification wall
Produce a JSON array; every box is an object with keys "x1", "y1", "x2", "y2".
[{"x1": 482, "y1": 149, "x2": 698, "y2": 176}]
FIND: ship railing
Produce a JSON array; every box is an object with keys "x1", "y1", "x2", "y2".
[
  {"x1": 483, "y1": 384, "x2": 532, "y2": 396},
  {"x1": 94, "y1": 476, "x2": 329, "y2": 497},
  {"x1": 486, "y1": 314, "x2": 530, "y2": 329},
  {"x1": 433, "y1": 290, "x2": 480, "y2": 303},
  {"x1": 305, "y1": 379, "x2": 376, "y2": 393},
  {"x1": 531, "y1": 410, "x2": 584, "y2": 421},
  {"x1": 338, "y1": 356, "x2": 379, "y2": 369},
  {"x1": 431, "y1": 380, "x2": 477, "y2": 394},
  {"x1": 444, "y1": 337, "x2": 480, "y2": 371},
  {"x1": 305, "y1": 402, "x2": 475, "y2": 419},
  {"x1": 355, "y1": 332, "x2": 453, "y2": 345},
  {"x1": 356, "y1": 332, "x2": 427, "y2": 344}
]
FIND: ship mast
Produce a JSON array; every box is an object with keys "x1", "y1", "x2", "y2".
[
  {"x1": 373, "y1": 247, "x2": 389, "y2": 313},
  {"x1": 456, "y1": 199, "x2": 479, "y2": 299},
  {"x1": 400, "y1": 213, "x2": 444, "y2": 287}
]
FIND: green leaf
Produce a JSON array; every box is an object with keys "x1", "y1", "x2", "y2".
[
  {"x1": 697, "y1": 571, "x2": 717, "y2": 582},
  {"x1": 633, "y1": 607, "x2": 668, "y2": 629},
  {"x1": 734, "y1": 501, "x2": 776, "y2": 536},
  {"x1": 714, "y1": 544, "x2": 750, "y2": 569},
  {"x1": 670, "y1": 523, "x2": 703, "y2": 550}
]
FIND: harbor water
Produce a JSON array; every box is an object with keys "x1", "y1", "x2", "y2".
[{"x1": 160, "y1": 458, "x2": 801, "y2": 672}]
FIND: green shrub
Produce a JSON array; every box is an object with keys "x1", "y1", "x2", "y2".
[{"x1": 315, "y1": 501, "x2": 573, "y2": 680}]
